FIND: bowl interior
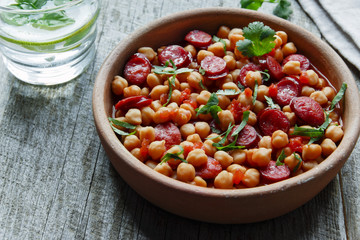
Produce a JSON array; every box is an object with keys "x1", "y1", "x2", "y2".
[{"x1": 93, "y1": 8, "x2": 360, "y2": 223}]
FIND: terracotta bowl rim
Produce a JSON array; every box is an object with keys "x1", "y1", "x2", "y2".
[{"x1": 93, "y1": 7, "x2": 360, "y2": 199}]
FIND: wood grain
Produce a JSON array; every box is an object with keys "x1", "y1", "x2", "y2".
[{"x1": 0, "y1": 0, "x2": 358, "y2": 239}]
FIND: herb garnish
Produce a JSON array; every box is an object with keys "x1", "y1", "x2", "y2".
[
  {"x1": 264, "y1": 96, "x2": 279, "y2": 109},
  {"x1": 215, "y1": 89, "x2": 241, "y2": 96},
  {"x1": 153, "y1": 60, "x2": 194, "y2": 106},
  {"x1": 240, "y1": 0, "x2": 293, "y2": 20},
  {"x1": 109, "y1": 117, "x2": 136, "y2": 136},
  {"x1": 212, "y1": 35, "x2": 227, "y2": 53},
  {"x1": 252, "y1": 81, "x2": 258, "y2": 105},
  {"x1": 330, "y1": 83, "x2": 347, "y2": 110},
  {"x1": 292, "y1": 153, "x2": 303, "y2": 172},
  {"x1": 237, "y1": 82, "x2": 245, "y2": 91},
  {"x1": 236, "y1": 21, "x2": 276, "y2": 58},
  {"x1": 212, "y1": 124, "x2": 245, "y2": 151},
  {"x1": 160, "y1": 145, "x2": 187, "y2": 164},
  {"x1": 231, "y1": 110, "x2": 250, "y2": 137},
  {"x1": 259, "y1": 70, "x2": 270, "y2": 81},
  {"x1": 275, "y1": 149, "x2": 286, "y2": 166},
  {"x1": 212, "y1": 123, "x2": 234, "y2": 148},
  {"x1": 198, "y1": 66, "x2": 206, "y2": 76},
  {"x1": 195, "y1": 93, "x2": 222, "y2": 123}
]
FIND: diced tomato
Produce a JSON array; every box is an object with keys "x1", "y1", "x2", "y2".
[
  {"x1": 140, "y1": 138, "x2": 151, "y2": 157},
  {"x1": 268, "y1": 84, "x2": 278, "y2": 98},
  {"x1": 183, "y1": 99, "x2": 198, "y2": 109},
  {"x1": 229, "y1": 99, "x2": 250, "y2": 123},
  {"x1": 179, "y1": 88, "x2": 191, "y2": 103},
  {"x1": 160, "y1": 93, "x2": 168, "y2": 105},
  {"x1": 233, "y1": 169, "x2": 244, "y2": 185},
  {"x1": 267, "y1": 48, "x2": 276, "y2": 57},
  {"x1": 288, "y1": 137, "x2": 303, "y2": 153},
  {"x1": 115, "y1": 96, "x2": 152, "y2": 111},
  {"x1": 244, "y1": 88, "x2": 253, "y2": 98},
  {"x1": 299, "y1": 71, "x2": 310, "y2": 84},
  {"x1": 194, "y1": 142, "x2": 203, "y2": 149}
]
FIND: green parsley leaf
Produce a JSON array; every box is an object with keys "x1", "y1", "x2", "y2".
[
  {"x1": 259, "y1": 70, "x2": 270, "y2": 81},
  {"x1": 212, "y1": 123, "x2": 234, "y2": 148},
  {"x1": 231, "y1": 110, "x2": 250, "y2": 137},
  {"x1": 215, "y1": 89, "x2": 241, "y2": 96},
  {"x1": 236, "y1": 21, "x2": 276, "y2": 57},
  {"x1": 275, "y1": 149, "x2": 286, "y2": 166},
  {"x1": 264, "y1": 96, "x2": 279, "y2": 109},
  {"x1": 108, "y1": 117, "x2": 136, "y2": 129},
  {"x1": 160, "y1": 145, "x2": 187, "y2": 164},
  {"x1": 198, "y1": 66, "x2": 206, "y2": 76},
  {"x1": 215, "y1": 135, "x2": 245, "y2": 151},
  {"x1": 163, "y1": 75, "x2": 176, "y2": 107},
  {"x1": 195, "y1": 93, "x2": 222, "y2": 123},
  {"x1": 252, "y1": 81, "x2": 258, "y2": 105},
  {"x1": 330, "y1": 83, "x2": 347, "y2": 110},
  {"x1": 292, "y1": 153, "x2": 303, "y2": 172},
  {"x1": 212, "y1": 35, "x2": 227, "y2": 53},
  {"x1": 292, "y1": 112, "x2": 331, "y2": 139},
  {"x1": 240, "y1": 0, "x2": 264, "y2": 10},
  {"x1": 237, "y1": 82, "x2": 245, "y2": 91},
  {"x1": 210, "y1": 126, "x2": 222, "y2": 134},
  {"x1": 199, "y1": 79, "x2": 207, "y2": 90},
  {"x1": 273, "y1": 0, "x2": 293, "y2": 20}
]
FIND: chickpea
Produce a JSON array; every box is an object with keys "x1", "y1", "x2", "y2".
[
  {"x1": 150, "y1": 100, "x2": 162, "y2": 112},
  {"x1": 138, "y1": 47, "x2": 156, "y2": 62},
  {"x1": 208, "y1": 42, "x2": 225, "y2": 57},
  {"x1": 112, "y1": 76, "x2": 128, "y2": 95},
  {"x1": 272, "y1": 130, "x2": 289, "y2": 148},
  {"x1": 284, "y1": 112, "x2": 296, "y2": 126},
  {"x1": 186, "y1": 133, "x2": 202, "y2": 144},
  {"x1": 238, "y1": 90, "x2": 253, "y2": 107},
  {"x1": 145, "y1": 160, "x2": 158, "y2": 169},
  {"x1": 282, "y1": 42, "x2": 297, "y2": 56},
  {"x1": 222, "y1": 82, "x2": 241, "y2": 95},
  {"x1": 231, "y1": 69, "x2": 241, "y2": 81},
  {"x1": 305, "y1": 70, "x2": 319, "y2": 86},
  {"x1": 276, "y1": 31, "x2": 288, "y2": 45},
  {"x1": 322, "y1": 87, "x2": 336, "y2": 101},
  {"x1": 154, "y1": 162, "x2": 173, "y2": 177},
  {"x1": 203, "y1": 139, "x2": 217, "y2": 157},
  {"x1": 302, "y1": 144, "x2": 322, "y2": 161},
  {"x1": 214, "y1": 151, "x2": 234, "y2": 168},
  {"x1": 131, "y1": 148, "x2": 146, "y2": 162},
  {"x1": 274, "y1": 35, "x2": 283, "y2": 48},
  {"x1": 227, "y1": 164, "x2": 247, "y2": 175},
  {"x1": 207, "y1": 133, "x2": 222, "y2": 143},
  {"x1": 252, "y1": 148, "x2": 272, "y2": 167},
  {"x1": 164, "y1": 78, "x2": 180, "y2": 90},
  {"x1": 148, "y1": 140, "x2": 166, "y2": 161},
  {"x1": 197, "y1": 90, "x2": 211, "y2": 105},
  {"x1": 329, "y1": 110, "x2": 339, "y2": 122},
  {"x1": 218, "y1": 95, "x2": 231, "y2": 109},
  {"x1": 274, "y1": 48, "x2": 284, "y2": 62},
  {"x1": 310, "y1": 91, "x2": 328, "y2": 105},
  {"x1": 223, "y1": 55, "x2": 236, "y2": 70},
  {"x1": 252, "y1": 100, "x2": 265, "y2": 115},
  {"x1": 236, "y1": 58, "x2": 250, "y2": 70},
  {"x1": 231, "y1": 149, "x2": 247, "y2": 165},
  {"x1": 195, "y1": 122, "x2": 211, "y2": 139},
  {"x1": 184, "y1": 44, "x2": 197, "y2": 58},
  {"x1": 282, "y1": 61, "x2": 301, "y2": 75},
  {"x1": 186, "y1": 149, "x2": 208, "y2": 167},
  {"x1": 123, "y1": 135, "x2": 140, "y2": 151},
  {"x1": 245, "y1": 71, "x2": 262, "y2": 89},
  {"x1": 197, "y1": 50, "x2": 214, "y2": 63},
  {"x1": 123, "y1": 85, "x2": 141, "y2": 98},
  {"x1": 140, "y1": 87, "x2": 149, "y2": 97},
  {"x1": 190, "y1": 176, "x2": 207, "y2": 187},
  {"x1": 153, "y1": 107, "x2": 172, "y2": 124},
  {"x1": 166, "y1": 145, "x2": 185, "y2": 168},
  {"x1": 214, "y1": 171, "x2": 234, "y2": 189},
  {"x1": 282, "y1": 105, "x2": 291, "y2": 112},
  {"x1": 301, "y1": 86, "x2": 315, "y2": 97},
  {"x1": 302, "y1": 161, "x2": 318, "y2": 171},
  {"x1": 217, "y1": 110, "x2": 235, "y2": 131},
  {"x1": 150, "y1": 85, "x2": 169, "y2": 100},
  {"x1": 147, "y1": 73, "x2": 162, "y2": 88},
  {"x1": 246, "y1": 149, "x2": 256, "y2": 166},
  {"x1": 179, "y1": 141, "x2": 194, "y2": 158},
  {"x1": 242, "y1": 168, "x2": 260, "y2": 188},
  {"x1": 180, "y1": 82, "x2": 191, "y2": 91},
  {"x1": 217, "y1": 25, "x2": 231, "y2": 38},
  {"x1": 316, "y1": 78, "x2": 326, "y2": 89},
  {"x1": 321, "y1": 138, "x2": 337, "y2": 157},
  {"x1": 125, "y1": 108, "x2": 142, "y2": 125},
  {"x1": 256, "y1": 85, "x2": 269, "y2": 102},
  {"x1": 177, "y1": 163, "x2": 195, "y2": 182},
  {"x1": 139, "y1": 126, "x2": 155, "y2": 142},
  {"x1": 246, "y1": 111, "x2": 257, "y2": 126},
  {"x1": 180, "y1": 103, "x2": 197, "y2": 120},
  {"x1": 180, "y1": 123, "x2": 195, "y2": 139},
  {"x1": 197, "y1": 105, "x2": 212, "y2": 121},
  {"x1": 187, "y1": 71, "x2": 204, "y2": 90},
  {"x1": 284, "y1": 153, "x2": 302, "y2": 171},
  {"x1": 229, "y1": 34, "x2": 244, "y2": 51},
  {"x1": 325, "y1": 125, "x2": 344, "y2": 143}
]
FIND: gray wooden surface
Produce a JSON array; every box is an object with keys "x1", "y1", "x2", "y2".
[{"x1": 0, "y1": 0, "x2": 359, "y2": 239}]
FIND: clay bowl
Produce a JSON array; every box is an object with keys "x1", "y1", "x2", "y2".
[{"x1": 93, "y1": 8, "x2": 360, "y2": 223}]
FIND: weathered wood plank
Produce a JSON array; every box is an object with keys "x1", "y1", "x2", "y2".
[{"x1": 0, "y1": 0, "x2": 358, "y2": 239}]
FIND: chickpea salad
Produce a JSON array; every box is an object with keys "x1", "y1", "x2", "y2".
[{"x1": 109, "y1": 21, "x2": 346, "y2": 189}]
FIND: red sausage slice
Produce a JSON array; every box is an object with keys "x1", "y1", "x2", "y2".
[
  {"x1": 290, "y1": 96, "x2": 325, "y2": 127},
  {"x1": 227, "y1": 124, "x2": 260, "y2": 149},
  {"x1": 185, "y1": 30, "x2": 212, "y2": 48},
  {"x1": 155, "y1": 122, "x2": 181, "y2": 149},
  {"x1": 196, "y1": 157, "x2": 222, "y2": 180},
  {"x1": 258, "y1": 108, "x2": 290, "y2": 136},
  {"x1": 158, "y1": 45, "x2": 192, "y2": 68},
  {"x1": 275, "y1": 76, "x2": 301, "y2": 106},
  {"x1": 260, "y1": 56, "x2": 284, "y2": 80},
  {"x1": 282, "y1": 54, "x2": 310, "y2": 71},
  {"x1": 237, "y1": 63, "x2": 262, "y2": 87},
  {"x1": 124, "y1": 53, "x2": 151, "y2": 86},
  {"x1": 115, "y1": 96, "x2": 153, "y2": 111},
  {"x1": 200, "y1": 55, "x2": 228, "y2": 78},
  {"x1": 260, "y1": 160, "x2": 291, "y2": 183}
]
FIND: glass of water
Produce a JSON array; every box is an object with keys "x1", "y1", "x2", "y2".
[{"x1": 0, "y1": 0, "x2": 99, "y2": 85}]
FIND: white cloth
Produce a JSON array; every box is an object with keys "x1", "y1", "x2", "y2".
[{"x1": 298, "y1": 0, "x2": 360, "y2": 71}]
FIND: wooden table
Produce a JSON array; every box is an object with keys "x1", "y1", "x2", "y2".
[{"x1": 1, "y1": 1, "x2": 359, "y2": 239}]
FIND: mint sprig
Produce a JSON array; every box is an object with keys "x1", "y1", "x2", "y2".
[
  {"x1": 275, "y1": 149, "x2": 286, "y2": 166},
  {"x1": 109, "y1": 117, "x2": 137, "y2": 136},
  {"x1": 195, "y1": 93, "x2": 222, "y2": 123},
  {"x1": 160, "y1": 145, "x2": 187, "y2": 164},
  {"x1": 330, "y1": 83, "x2": 347, "y2": 110}
]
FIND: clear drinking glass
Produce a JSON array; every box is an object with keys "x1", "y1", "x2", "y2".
[{"x1": 0, "y1": 0, "x2": 99, "y2": 85}]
